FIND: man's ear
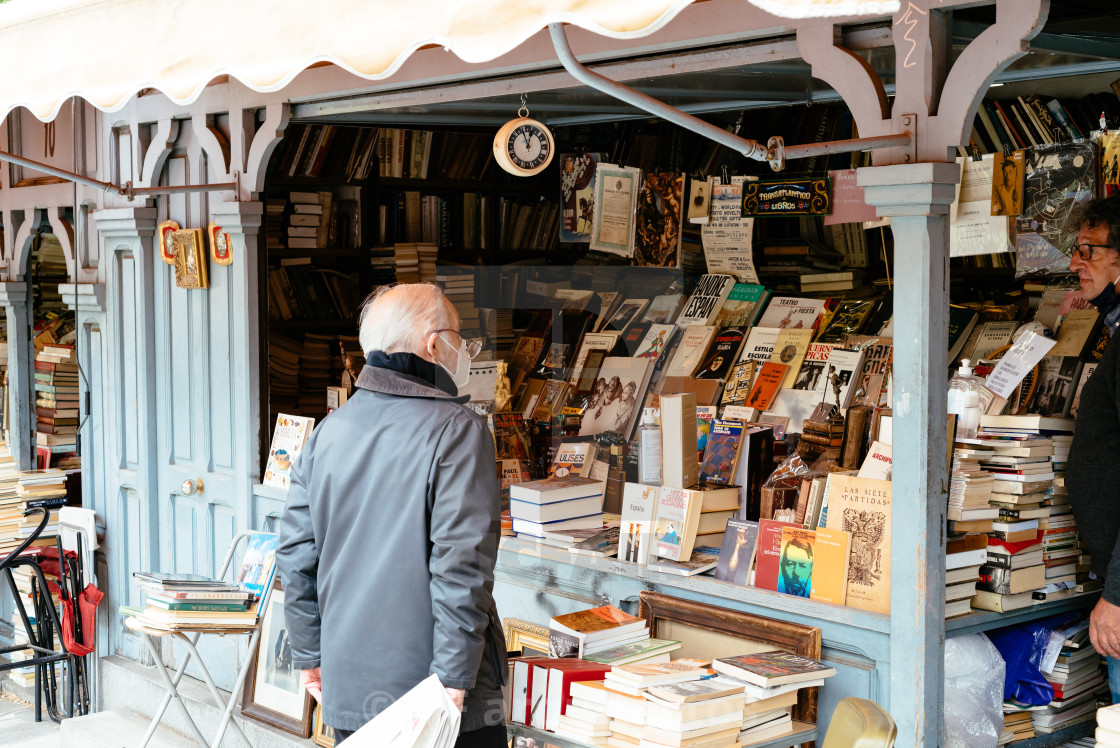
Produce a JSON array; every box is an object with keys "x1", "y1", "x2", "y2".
[{"x1": 424, "y1": 332, "x2": 439, "y2": 363}]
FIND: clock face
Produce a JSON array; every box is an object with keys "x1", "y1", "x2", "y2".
[{"x1": 495, "y1": 117, "x2": 554, "y2": 176}]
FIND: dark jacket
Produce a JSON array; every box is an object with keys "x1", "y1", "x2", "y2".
[
  {"x1": 1069, "y1": 329, "x2": 1120, "y2": 605},
  {"x1": 276, "y1": 364, "x2": 507, "y2": 732}
]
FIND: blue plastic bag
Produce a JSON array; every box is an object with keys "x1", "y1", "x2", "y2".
[{"x1": 986, "y1": 612, "x2": 1078, "y2": 705}]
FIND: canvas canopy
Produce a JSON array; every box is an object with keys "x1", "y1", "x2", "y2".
[{"x1": 0, "y1": 0, "x2": 898, "y2": 122}]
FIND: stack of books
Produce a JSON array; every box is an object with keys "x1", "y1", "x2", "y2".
[
  {"x1": 416, "y1": 242, "x2": 438, "y2": 282},
  {"x1": 7, "y1": 604, "x2": 63, "y2": 687},
  {"x1": 15, "y1": 470, "x2": 69, "y2": 549},
  {"x1": 297, "y1": 333, "x2": 333, "y2": 417},
  {"x1": 549, "y1": 605, "x2": 650, "y2": 660},
  {"x1": 509, "y1": 476, "x2": 606, "y2": 541},
  {"x1": 945, "y1": 533, "x2": 987, "y2": 618},
  {"x1": 265, "y1": 198, "x2": 286, "y2": 250},
  {"x1": 998, "y1": 708, "x2": 1036, "y2": 744},
  {"x1": 267, "y1": 334, "x2": 302, "y2": 414},
  {"x1": 369, "y1": 248, "x2": 397, "y2": 286},
  {"x1": 286, "y1": 191, "x2": 329, "y2": 250},
  {"x1": 34, "y1": 344, "x2": 79, "y2": 461},
  {"x1": 974, "y1": 533, "x2": 1045, "y2": 612},
  {"x1": 436, "y1": 267, "x2": 479, "y2": 334},
  {"x1": 0, "y1": 447, "x2": 23, "y2": 555},
  {"x1": 948, "y1": 439, "x2": 996, "y2": 533},
  {"x1": 393, "y1": 243, "x2": 420, "y2": 284},
  {"x1": 131, "y1": 532, "x2": 278, "y2": 631}
]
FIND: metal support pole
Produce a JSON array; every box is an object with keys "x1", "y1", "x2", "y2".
[
  {"x1": 0, "y1": 149, "x2": 236, "y2": 199},
  {"x1": 548, "y1": 22, "x2": 912, "y2": 171}
]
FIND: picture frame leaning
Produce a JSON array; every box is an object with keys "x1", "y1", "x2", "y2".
[{"x1": 240, "y1": 578, "x2": 315, "y2": 738}]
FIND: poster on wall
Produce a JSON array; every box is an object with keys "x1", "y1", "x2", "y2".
[
  {"x1": 741, "y1": 177, "x2": 831, "y2": 216},
  {"x1": 702, "y1": 176, "x2": 758, "y2": 284},
  {"x1": 589, "y1": 163, "x2": 640, "y2": 257}
]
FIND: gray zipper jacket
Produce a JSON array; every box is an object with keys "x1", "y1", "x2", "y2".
[{"x1": 277, "y1": 363, "x2": 507, "y2": 733}]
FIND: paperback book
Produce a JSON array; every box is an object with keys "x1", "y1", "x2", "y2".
[{"x1": 263, "y1": 413, "x2": 315, "y2": 489}]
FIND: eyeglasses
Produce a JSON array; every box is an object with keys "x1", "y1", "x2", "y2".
[
  {"x1": 430, "y1": 329, "x2": 484, "y2": 360},
  {"x1": 1072, "y1": 243, "x2": 1115, "y2": 261}
]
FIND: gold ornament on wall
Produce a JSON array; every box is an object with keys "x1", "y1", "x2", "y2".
[
  {"x1": 171, "y1": 228, "x2": 209, "y2": 289},
  {"x1": 157, "y1": 220, "x2": 180, "y2": 265},
  {"x1": 208, "y1": 221, "x2": 233, "y2": 266}
]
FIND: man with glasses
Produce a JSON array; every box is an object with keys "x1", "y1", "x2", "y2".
[
  {"x1": 1068, "y1": 195, "x2": 1120, "y2": 703},
  {"x1": 277, "y1": 283, "x2": 507, "y2": 745}
]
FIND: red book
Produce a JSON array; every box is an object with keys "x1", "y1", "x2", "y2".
[
  {"x1": 987, "y1": 533, "x2": 1042, "y2": 554},
  {"x1": 542, "y1": 660, "x2": 611, "y2": 731},
  {"x1": 992, "y1": 101, "x2": 1027, "y2": 148},
  {"x1": 753, "y1": 519, "x2": 800, "y2": 592}
]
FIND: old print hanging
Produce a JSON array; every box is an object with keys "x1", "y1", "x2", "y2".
[
  {"x1": 171, "y1": 228, "x2": 209, "y2": 289},
  {"x1": 157, "y1": 220, "x2": 180, "y2": 265},
  {"x1": 1014, "y1": 141, "x2": 1095, "y2": 278},
  {"x1": 632, "y1": 172, "x2": 684, "y2": 268},
  {"x1": 741, "y1": 177, "x2": 831, "y2": 216},
  {"x1": 208, "y1": 221, "x2": 233, "y2": 266}
]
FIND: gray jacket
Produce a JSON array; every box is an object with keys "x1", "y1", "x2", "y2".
[{"x1": 276, "y1": 363, "x2": 507, "y2": 732}]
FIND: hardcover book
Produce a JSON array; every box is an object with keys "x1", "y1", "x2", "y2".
[
  {"x1": 618, "y1": 483, "x2": 661, "y2": 564},
  {"x1": 714, "y1": 518, "x2": 759, "y2": 586},
  {"x1": 699, "y1": 420, "x2": 745, "y2": 485},
  {"x1": 263, "y1": 414, "x2": 315, "y2": 489},
  {"x1": 819, "y1": 473, "x2": 892, "y2": 614},
  {"x1": 738, "y1": 326, "x2": 781, "y2": 365},
  {"x1": 676, "y1": 274, "x2": 736, "y2": 327},
  {"x1": 755, "y1": 296, "x2": 826, "y2": 331},
  {"x1": 792, "y1": 342, "x2": 836, "y2": 393},
  {"x1": 713, "y1": 283, "x2": 770, "y2": 328},
  {"x1": 743, "y1": 361, "x2": 788, "y2": 413},
  {"x1": 769, "y1": 328, "x2": 814, "y2": 389},
  {"x1": 664, "y1": 325, "x2": 717, "y2": 378},
  {"x1": 751, "y1": 519, "x2": 800, "y2": 591},
  {"x1": 711, "y1": 651, "x2": 836, "y2": 688},
  {"x1": 652, "y1": 486, "x2": 705, "y2": 562},
  {"x1": 660, "y1": 393, "x2": 699, "y2": 489},
  {"x1": 693, "y1": 327, "x2": 747, "y2": 380}
]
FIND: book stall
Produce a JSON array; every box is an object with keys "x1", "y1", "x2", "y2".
[{"x1": 2, "y1": 1, "x2": 1120, "y2": 746}]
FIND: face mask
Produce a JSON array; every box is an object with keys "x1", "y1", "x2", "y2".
[
  {"x1": 437, "y1": 333, "x2": 471, "y2": 390},
  {"x1": 1089, "y1": 272, "x2": 1120, "y2": 313}
]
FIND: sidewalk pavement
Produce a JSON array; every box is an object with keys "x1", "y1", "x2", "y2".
[{"x1": 0, "y1": 692, "x2": 59, "y2": 748}]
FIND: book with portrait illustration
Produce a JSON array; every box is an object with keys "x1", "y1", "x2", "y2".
[
  {"x1": 618, "y1": 482, "x2": 661, "y2": 564},
  {"x1": 652, "y1": 487, "x2": 705, "y2": 562},
  {"x1": 699, "y1": 420, "x2": 745, "y2": 485},
  {"x1": 693, "y1": 327, "x2": 747, "y2": 380},
  {"x1": 783, "y1": 526, "x2": 851, "y2": 605},
  {"x1": 715, "y1": 518, "x2": 759, "y2": 586},
  {"x1": 263, "y1": 413, "x2": 315, "y2": 489},
  {"x1": 752, "y1": 519, "x2": 800, "y2": 592}
]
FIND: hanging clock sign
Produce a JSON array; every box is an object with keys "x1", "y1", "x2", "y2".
[{"x1": 493, "y1": 107, "x2": 555, "y2": 177}]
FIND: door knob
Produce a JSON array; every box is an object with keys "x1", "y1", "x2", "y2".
[{"x1": 181, "y1": 478, "x2": 205, "y2": 495}]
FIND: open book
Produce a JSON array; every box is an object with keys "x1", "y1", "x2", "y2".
[{"x1": 345, "y1": 674, "x2": 461, "y2": 748}]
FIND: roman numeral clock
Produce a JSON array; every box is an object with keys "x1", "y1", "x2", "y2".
[{"x1": 493, "y1": 107, "x2": 555, "y2": 177}]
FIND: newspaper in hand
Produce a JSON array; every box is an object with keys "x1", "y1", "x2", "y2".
[{"x1": 344, "y1": 674, "x2": 461, "y2": 748}]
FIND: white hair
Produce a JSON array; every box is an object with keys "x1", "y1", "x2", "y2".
[{"x1": 358, "y1": 283, "x2": 457, "y2": 355}]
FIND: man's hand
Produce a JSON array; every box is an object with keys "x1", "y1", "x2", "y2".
[
  {"x1": 444, "y1": 687, "x2": 465, "y2": 712},
  {"x1": 1090, "y1": 598, "x2": 1120, "y2": 658},
  {"x1": 301, "y1": 667, "x2": 322, "y2": 703}
]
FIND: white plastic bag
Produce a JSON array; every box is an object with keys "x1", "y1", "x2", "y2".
[
  {"x1": 346, "y1": 674, "x2": 461, "y2": 748},
  {"x1": 944, "y1": 634, "x2": 1006, "y2": 748}
]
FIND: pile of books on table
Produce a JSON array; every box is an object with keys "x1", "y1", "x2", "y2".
[
  {"x1": 522, "y1": 649, "x2": 834, "y2": 747},
  {"x1": 548, "y1": 605, "x2": 651, "y2": 659},
  {"x1": 13, "y1": 469, "x2": 69, "y2": 551},
  {"x1": 509, "y1": 476, "x2": 606, "y2": 542},
  {"x1": 129, "y1": 532, "x2": 278, "y2": 631}
]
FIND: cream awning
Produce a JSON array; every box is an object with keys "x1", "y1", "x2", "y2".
[{"x1": 0, "y1": 0, "x2": 899, "y2": 122}]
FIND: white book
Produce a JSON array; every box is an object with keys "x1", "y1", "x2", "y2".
[
  {"x1": 262, "y1": 414, "x2": 315, "y2": 490},
  {"x1": 618, "y1": 483, "x2": 661, "y2": 564}
]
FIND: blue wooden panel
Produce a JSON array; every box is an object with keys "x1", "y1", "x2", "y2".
[
  {"x1": 208, "y1": 271, "x2": 234, "y2": 472},
  {"x1": 119, "y1": 253, "x2": 139, "y2": 467},
  {"x1": 166, "y1": 271, "x2": 194, "y2": 464},
  {"x1": 209, "y1": 502, "x2": 237, "y2": 578},
  {"x1": 124, "y1": 487, "x2": 144, "y2": 606}
]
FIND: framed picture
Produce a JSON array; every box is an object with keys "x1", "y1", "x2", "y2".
[
  {"x1": 312, "y1": 705, "x2": 335, "y2": 748},
  {"x1": 637, "y1": 591, "x2": 822, "y2": 725},
  {"x1": 171, "y1": 227, "x2": 209, "y2": 289},
  {"x1": 503, "y1": 618, "x2": 549, "y2": 658},
  {"x1": 241, "y1": 579, "x2": 315, "y2": 737}
]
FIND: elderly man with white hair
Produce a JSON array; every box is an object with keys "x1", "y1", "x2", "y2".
[{"x1": 277, "y1": 283, "x2": 507, "y2": 746}]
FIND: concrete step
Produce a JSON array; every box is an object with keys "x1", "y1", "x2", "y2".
[
  {"x1": 97, "y1": 654, "x2": 313, "y2": 748},
  {"x1": 60, "y1": 709, "x2": 199, "y2": 748}
]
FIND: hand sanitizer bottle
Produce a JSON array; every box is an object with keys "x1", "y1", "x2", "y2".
[
  {"x1": 637, "y1": 407, "x2": 662, "y2": 486},
  {"x1": 947, "y1": 359, "x2": 983, "y2": 439}
]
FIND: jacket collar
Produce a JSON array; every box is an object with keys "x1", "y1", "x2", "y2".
[{"x1": 355, "y1": 363, "x2": 469, "y2": 403}]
